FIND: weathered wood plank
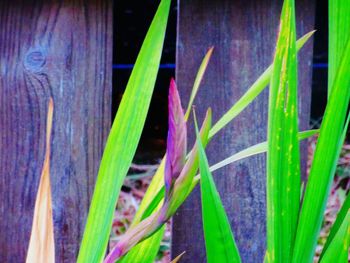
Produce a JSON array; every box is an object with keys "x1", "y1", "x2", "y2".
[
  {"x1": 172, "y1": 1, "x2": 315, "y2": 262},
  {"x1": 0, "y1": 1, "x2": 112, "y2": 262}
]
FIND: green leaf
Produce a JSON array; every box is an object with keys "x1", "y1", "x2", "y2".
[
  {"x1": 208, "y1": 130, "x2": 317, "y2": 177},
  {"x1": 130, "y1": 30, "x2": 314, "y2": 231},
  {"x1": 118, "y1": 44, "x2": 214, "y2": 263},
  {"x1": 328, "y1": 0, "x2": 350, "y2": 96},
  {"x1": 267, "y1": 1, "x2": 299, "y2": 262},
  {"x1": 134, "y1": 159, "x2": 166, "y2": 225},
  {"x1": 113, "y1": 28, "x2": 314, "y2": 263},
  {"x1": 319, "y1": 210, "x2": 350, "y2": 263},
  {"x1": 190, "y1": 129, "x2": 317, "y2": 192},
  {"x1": 118, "y1": 160, "x2": 166, "y2": 263},
  {"x1": 292, "y1": 35, "x2": 350, "y2": 263},
  {"x1": 184, "y1": 47, "x2": 214, "y2": 120},
  {"x1": 320, "y1": 192, "x2": 350, "y2": 261},
  {"x1": 195, "y1": 114, "x2": 241, "y2": 263},
  {"x1": 209, "y1": 31, "x2": 314, "y2": 139},
  {"x1": 77, "y1": 1, "x2": 171, "y2": 262},
  {"x1": 143, "y1": 130, "x2": 318, "y2": 220},
  {"x1": 106, "y1": 110, "x2": 212, "y2": 261},
  {"x1": 319, "y1": 112, "x2": 349, "y2": 261},
  {"x1": 118, "y1": 226, "x2": 165, "y2": 263},
  {"x1": 141, "y1": 187, "x2": 165, "y2": 221}
]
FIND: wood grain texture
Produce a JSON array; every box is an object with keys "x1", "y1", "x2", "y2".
[
  {"x1": 172, "y1": 1, "x2": 315, "y2": 262},
  {"x1": 0, "y1": 1, "x2": 112, "y2": 262}
]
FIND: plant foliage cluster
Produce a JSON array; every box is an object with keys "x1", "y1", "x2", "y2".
[{"x1": 25, "y1": 0, "x2": 349, "y2": 262}]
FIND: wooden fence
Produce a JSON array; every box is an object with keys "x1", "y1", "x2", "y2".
[
  {"x1": 173, "y1": 1, "x2": 315, "y2": 262},
  {"x1": 0, "y1": 1, "x2": 314, "y2": 262},
  {"x1": 0, "y1": 1, "x2": 112, "y2": 261}
]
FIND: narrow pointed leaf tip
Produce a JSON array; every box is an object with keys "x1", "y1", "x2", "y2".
[
  {"x1": 184, "y1": 47, "x2": 214, "y2": 120},
  {"x1": 26, "y1": 98, "x2": 55, "y2": 263},
  {"x1": 165, "y1": 78, "x2": 187, "y2": 194},
  {"x1": 170, "y1": 251, "x2": 186, "y2": 263}
]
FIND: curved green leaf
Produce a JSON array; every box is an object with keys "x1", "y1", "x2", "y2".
[
  {"x1": 320, "y1": 113, "x2": 350, "y2": 260},
  {"x1": 119, "y1": 42, "x2": 214, "y2": 263},
  {"x1": 267, "y1": 0, "x2": 299, "y2": 261},
  {"x1": 77, "y1": 1, "x2": 171, "y2": 262},
  {"x1": 209, "y1": 31, "x2": 314, "y2": 138},
  {"x1": 292, "y1": 35, "x2": 350, "y2": 263},
  {"x1": 319, "y1": 211, "x2": 350, "y2": 263},
  {"x1": 208, "y1": 130, "x2": 317, "y2": 178},
  {"x1": 115, "y1": 27, "x2": 314, "y2": 263},
  {"x1": 117, "y1": 225, "x2": 165, "y2": 263},
  {"x1": 196, "y1": 116, "x2": 241, "y2": 263},
  {"x1": 320, "y1": 192, "x2": 350, "y2": 261},
  {"x1": 131, "y1": 31, "x2": 315, "y2": 225},
  {"x1": 328, "y1": 0, "x2": 350, "y2": 95},
  {"x1": 118, "y1": 160, "x2": 166, "y2": 263},
  {"x1": 184, "y1": 47, "x2": 214, "y2": 120}
]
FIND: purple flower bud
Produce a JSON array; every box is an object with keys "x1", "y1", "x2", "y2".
[{"x1": 165, "y1": 79, "x2": 187, "y2": 195}]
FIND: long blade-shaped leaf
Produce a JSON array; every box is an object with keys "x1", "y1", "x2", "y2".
[
  {"x1": 118, "y1": 227, "x2": 165, "y2": 263},
  {"x1": 142, "y1": 129, "x2": 318, "y2": 219},
  {"x1": 116, "y1": 29, "x2": 314, "y2": 263},
  {"x1": 119, "y1": 47, "x2": 214, "y2": 263},
  {"x1": 318, "y1": 112, "x2": 350, "y2": 259},
  {"x1": 320, "y1": 192, "x2": 350, "y2": 261},
  {"x1": 209, "y1": 130, "x2": 317, "y2": 177},
  {"x1": 117, "y1": 160, "x2": 166, "y2": 263},
  {"x1": 109, "y1": 110, "x2": 211, "y2": 261},
  {"x1": 209, "y1": 31, "x2": 314, "y2": 138},
  {"x1": 195, "y1": 115, "x2": 241, "y2": 263},
  {"x1": 319, "y1": 211, "x2": 350, "y2": 263},
  {"x1": 26, "y1": 98, "x2": 55, "y2": 263},
  {"x1": 328, "y1": 0, "x2": 350, "y2": 95},
  {"x1": 130, "y1": 31, "x2": 314, "y2": 226},
  {"x1": 163, "y1": 31, "x2": 313, "y2": 222},
  {"x1": 77, "y1": 1, "x2": 171, "y2": 262},
  {"x1": 191, "y1": 130, "x2": 317, "y2": 191},
  {"x1": 184, "y1": 47, "x2": 214, "y2": 120},
  {"x1": 292, "y1": 37, "x2": 350, "y2": 263},
  {"x1": 117, "y1": 223, "x2": 165, "y2": 263},
  {"x1": 267, "y1": 0, "x2": 299, "y2": 262}
]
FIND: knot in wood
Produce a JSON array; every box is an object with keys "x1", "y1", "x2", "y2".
[{"x1": 24, "y1": 50, "x2": 46, "y2": 72}]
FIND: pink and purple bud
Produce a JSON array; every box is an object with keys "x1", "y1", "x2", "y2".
[
  {"x1": 105, "y1": 79, "x2": 188, "y2": 262},
  {"x1": 164, "y1": 79, "x2": 187, "y2": 195}
]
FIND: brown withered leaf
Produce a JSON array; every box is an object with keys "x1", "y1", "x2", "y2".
[
  {"x1": 170, "y1": 251, "x2": 186, "y2": 263},
  {"x1": 26, "y1": 98, "x2": 55, "y2": 263}
]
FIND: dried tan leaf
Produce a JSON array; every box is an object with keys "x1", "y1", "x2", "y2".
[
  {"x1": 26, "y1": 98, "x2": 55, "y2": 263},
  {"x1": 170, "y1": 251, "x2": 186, "y2": 263}
]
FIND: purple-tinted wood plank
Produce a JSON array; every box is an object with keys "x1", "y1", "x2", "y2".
[
  {"x1": 0, "y1": 1, "x2": 112, "y2": 262},
  {"x1": 172, "y1": 1, "x2": 315, "y2": 262}
]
